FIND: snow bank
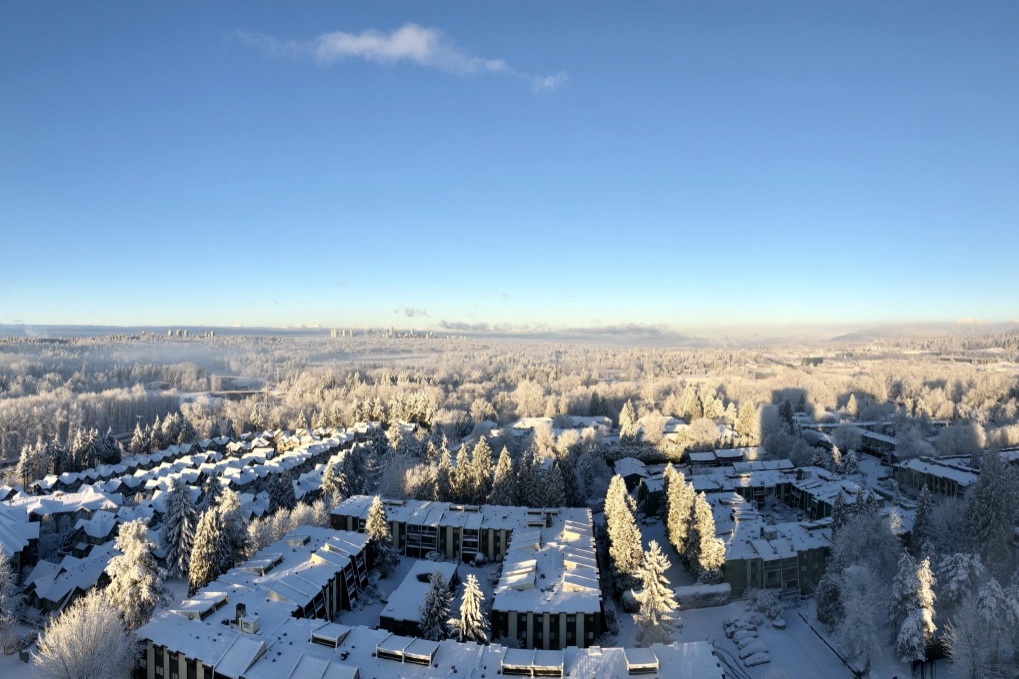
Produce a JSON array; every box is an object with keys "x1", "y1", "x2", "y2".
[{"x1": 674, "y1": 582, "x2": 731, "y2": 609}]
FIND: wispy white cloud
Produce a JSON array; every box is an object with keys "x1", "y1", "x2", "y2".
[{"x1": 239, "y1": 23, "x2": 567, "y2": 92}]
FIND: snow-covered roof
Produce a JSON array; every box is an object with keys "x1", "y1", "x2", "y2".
[
  {"x1": 614, "y1": 456, "x2": 648, "y2": 479},
  {"x1": 0, "y1": 503, "x2": 40, "y2": 558},
  {"x1": 381, "y1": 560, "x2": 459, "y2": 624},
  {"x1": 493, "y1": 511, "x2": 601, "y2": 616}
]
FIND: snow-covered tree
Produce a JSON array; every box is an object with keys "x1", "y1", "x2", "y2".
[
  {"x1": 619, "y1": 400, "x2": 638, "y2": 442},
  {"x1": 635, "y1": 540, "x2": 679, "y2": 646},
  {"x1": 468, "y1": 437, "x2": 494, "y2": 504},
  {"x1": 365, "y1": 495, "x2": 401, "y2": 577},
  {"x1": 489, "y1": 446, "x2": 516, "y2": 506},
  {"x1": 687, "y1": 492, "x2": 726, "y2": 583},
  {"x1": 605, "y1": 475, "x2": 643, "y2": 591},
  {"x1": 189, "y1": 508, "x2": 231, "y2": 593},
  {"x1": 836, "y1": 564, "x2": 878, "y2": 674},
  {"x1": 198, "y1": 474, "x2": 223, "y2": 512},
  {"x1": 890, "y1": 554, "x2": 937, "y2": 664},
  {"x1": 452, "y1": 445, "x2": 472, "y2": 504},
  {"x1": 267, "y1": 470, "x2": 297, "y2": 515},
  {"x1": 128, "y1": 422, "x2": 149, "y2": 455},
  {"x1": 418, "y1": 570, "x2": 453, "y2": 641},
  {"x1": 842, "y1": 449, "x2": 860, "y2": 475},
  {"x1": 104, "y1": 518, "x2": 168, "y2": 630},
  {"x1": 34, "y1": 589, "x2": 135, "y2": 679},
  {"x1": 944, "y1": 595, "x2": 995, "y2": 679},
  {"x1": 448, "y1": 573, "x2": 489, "y2": 644},
  {"x1": 663, "y1": 465, "x2": 694, "y2": 555},
  {"x1": 912, "y1": 485, "x2": 933, "y2": 553},
  {"x1": 217, "y1": 488, "x2": 247, "y2": 567},
  {"x1": 936, "y1": 552, "x2": 985, "y2": 614},
  {"x1": 435, "y1": 445, "x2": 454, "y2": 502},
  {"x1": 965, "y1": 450, "x2": 1019, "y2": 577},
  {"x1": 162, "y1": 476, "x2": 198, "y2": 578},
  {"x1": 0, "y1": 550, "x2": 18, "y2": 653}
]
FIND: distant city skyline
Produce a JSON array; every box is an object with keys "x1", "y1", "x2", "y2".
[{"x1": 3, "y1": 2, "x2": 1017, "y2": 330}]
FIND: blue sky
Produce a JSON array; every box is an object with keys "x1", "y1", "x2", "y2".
[{"x1": 2, "y1": 2, "x2": 1017, "y2": 332}]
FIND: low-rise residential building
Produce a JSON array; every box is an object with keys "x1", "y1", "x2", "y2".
[{"x1": 893, "y1": 456, "x2": 979, "y2": 498}]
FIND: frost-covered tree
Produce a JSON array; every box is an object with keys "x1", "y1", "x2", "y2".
[
  {"x1": 945, "y1": 595, "x2": 995, "y2": 679},
  {"x1": 965, "y1": 450, "x2": 1019, "y2": 577},
  {"x1": 489, "y1": 446, "x2": 516, "y2": 506},
  {"x1": 605, "y1": 475, "x2": 643, "y2": 591},
  {"x1": 128, "y1": 421, "x2": 149, "y2": 455},
  {"x1": 198, "y1": 474, "x2": 223, "y2": 512},
  {"x1": 189, "y1": 508, "x2": 231, "y2": 593},
  {"x1": 418, "y1": 570, "x2": 452, "y2": 641},
  {"x1": 162, "y1": 476, "x2": 198, "y2": 578},
  {"x1": 468, "y1": 437, "x2": 494, "y2": 504},
  {"x1": 435, "y1": 445, "x2": 454, "y2": 502},
  {"x1": 267, "y1": 470, "x2": 297, "y2": 515},
  {"x1": 619, "y1": 400, "x2": 638, "y2": 442},
  {"x1": 836, "y1": 564, "x2": 877, "y2": 675},
  {"x1": 217, "y1": 488, "x2": 247, "y2": 567},
  {"x1": 912, "y1": 485, "x2": 933, "y2": 553},
  {"x1": 34, "y1": 589, "x2": 135, "y2": 679},
  {"x1": 841, "y1": 449, "x2": 860, "y2": 475},
  {"x1": 0, "y1": 550, "x2": 18, "y2": 652},
  {"x1": 104, "y1": 518, "x2": 168, "y2": 630},
  {"x1": 448, "y1": 573, "x2": 489, "y2": 644},
  {"x1": 635, "y1": 540, "x2": 679, "y2": 646},
  {"x1": 936, "y1": 552, "x2": 985, "y2": 615},
  {"x1": 890, "y1": 554, "x2": 937, "y2": 664},
  {"x1": 364, "y1": 495, "x2": 400, "y2": 577},
  {"x1": 687, "y1": 492, "x2": 725, "y2": 583},
  {"x1": 663, "y1": 465, "x2": 694, "y2": 555},
  {"x1": 452, "y1": 445, "x2": 472, "y2": 504}
]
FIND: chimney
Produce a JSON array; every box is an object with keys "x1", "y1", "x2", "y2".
[{"x1": 236, "y1": 603, "x2": 246, "y2": 624}]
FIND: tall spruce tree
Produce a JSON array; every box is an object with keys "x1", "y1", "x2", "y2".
[
  {"x1": 104, "y1": 519, "x2": 168, "y2": 630},
  {"x1": 489, "y1": 447, "x2": 517, "y2": 506},
  {"x1": 965, "y1": 450, "x2": 1019, "y2": 577},
  {"x1": 605, "y1": 475, "x2": 643, "y2": 591},
  {"x1": 189, "y1": 508, "x2": 232, "y2": 593},
  {"x1": 893, "y1": 555, "x2": 937, "y2": 664},
  {"x1": 912, "y1": 485, "x2": 933, "y2": 554},
  {"x1": 418, "y1": 570, "x2": 452, "y2": 641},
  {"x1": 162, "y1": 476, "x2": 198, "y2": 578},
  {"x1": 619, "y1": 400, "x2": 638, "y2": 442},
  {"x1": 635, "y1": 540, "x2": 679, "y2": 646},
  {"x1": 665, "y1": 468, "x2": 695, "y2": 555},
  {"x1": 687, "y1": 492, "x2": 725, "y2": 583},
  {"x1": 448, "y1": 573, "x2": 489, "y2": 644},
  {"x1": 365, "y1": 495, "x2": 401, "y2": 576},
  {"x1": 435, "y1": 445, "x2": 454, "y2": 502},
  {"x1": 469, "y1": 437, "x2": 494, "y2": 504},
  {"x1": 267, "y1": 470, "x2": 297, "y2": 515}
]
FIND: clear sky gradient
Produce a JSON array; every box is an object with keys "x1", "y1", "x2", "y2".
[{"x1": 2, "y1": 2, "x2": 1017, "y2": 332}]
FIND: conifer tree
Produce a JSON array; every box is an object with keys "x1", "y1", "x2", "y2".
[
  {"x1": 489, "y1": 447, "x2": 517, "y2": 506},
  {"x1": 469, "y1": 437, "x2": 494, "y2": 504},
  {"x1": 217, "y1": 488, "x2": 247, "y2": 566},
  {"x1": 452, "y1": 445, "x2": 471, "y2": 504},
  {"x1": 893, "y1": 555, "x2": 937, "y2": 664},
  {"x1": 842, "y1": 449, "x2": 860, "y2": 475},
  {"x1": 267, "y1": 470, "x2": 297, "y2": 515},
  {"x1": 664, "y1": 467, "x2": 695, "y2": 555},
  {"x1": 162, "y1": 476, "x2": 198, "y2": 578},
  {"x1": 687, "y1": 492, "x2": 725, "y2": 583},
  {"x1": 912, "y1": 485, "x2": 933, "y2": 553},
  {"x1": 189, "y1": 508, "x2": 232, "y2": 593},
  {"x1": 605, "y1": 475, "x2": 643, "y2": 591},
  {"x1": 104, "y1": 519, "x2": 168, "y2": 630},
  {"x1": 128, "y1": 422, "x2": 149, "y2": 455},
  {"x1": 448, "y1": 573, "x2": 489, "y2": 644},
  {"x1": 516, "y1": 448, "x2": 545, "y2": 508},
  {"x1": 418, "y1": 570, "x2": 452, "y2": 641},
  {"x1": 0, "y1": 550, "x2": 18, "y2": 652},
  {"x1": 964, "y1": 450, "x2": 1019, "y2": 577},
  {"x1": 619, "y1": 400, "x2": 638, "y2": 442},
  {"x1": 436, "y1": 445, "x2": 454, "y2": 502},
  {"x1": 541, "y1": 463, "x2": 567, "y2": 509},
  {"x1": 635, "y1": 540, "x2": 679, "y2": 646},
  {"x1": 365, "y1": 495, "x2": 401, "y2": 576}
]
